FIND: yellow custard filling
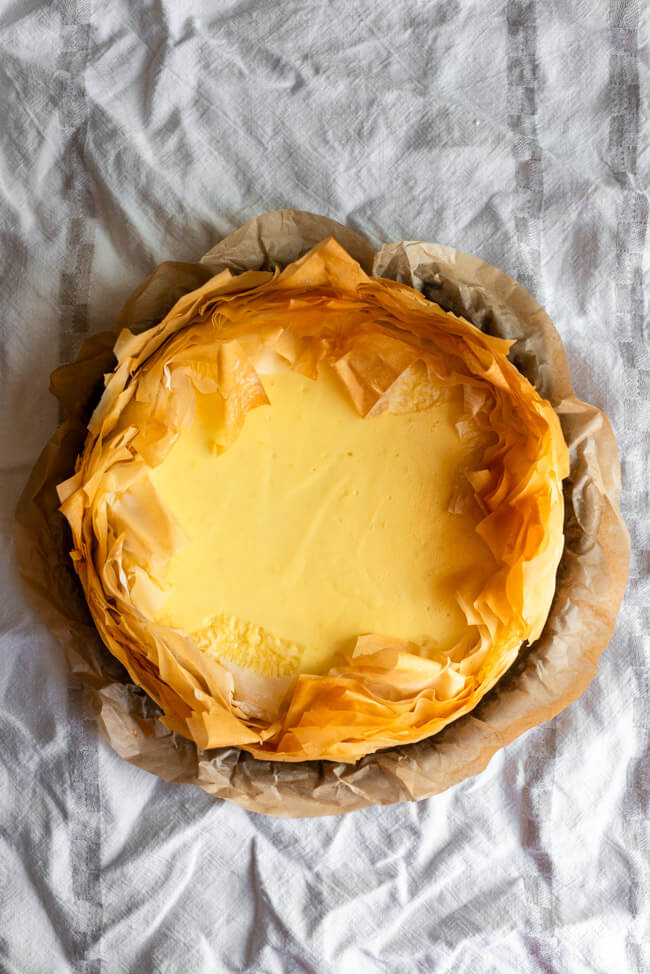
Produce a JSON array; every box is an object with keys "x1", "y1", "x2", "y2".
[{"x1": 150, "y1": 365, "x2": 496, "y2": 678}]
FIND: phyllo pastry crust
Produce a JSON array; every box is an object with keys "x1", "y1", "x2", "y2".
[{"x1": 58, "y1": 239, "x2": 569, "y2": 762}]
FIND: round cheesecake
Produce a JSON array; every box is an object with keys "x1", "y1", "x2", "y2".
[{"x1": 58, "y1": 239, "x2": 569, "y2": 762}]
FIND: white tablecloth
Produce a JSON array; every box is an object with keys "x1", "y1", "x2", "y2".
[{"x1": 1, "y1": 2, "x2": 647, "y2": 971}]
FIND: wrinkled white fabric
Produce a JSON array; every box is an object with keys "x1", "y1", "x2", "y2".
[{"x1": 1, "y1": 2, "x2": 648, "y2": 972}]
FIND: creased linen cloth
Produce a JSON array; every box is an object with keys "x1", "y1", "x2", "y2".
[{"x1": 0, "y1": 2, "x2": 647, "y2": 972}]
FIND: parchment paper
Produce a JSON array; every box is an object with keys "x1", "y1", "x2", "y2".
[{"x1": 14, "y1": 210, "x2": 630, "y2": 817}]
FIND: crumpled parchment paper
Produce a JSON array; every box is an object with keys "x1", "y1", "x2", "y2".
[{"x1": 14, "y1": 210, "x2": 630, "y2": 817}]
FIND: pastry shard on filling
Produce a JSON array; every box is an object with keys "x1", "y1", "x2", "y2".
[{"x1": 58, "y1": 239, "x2": 569, "y2": 763}]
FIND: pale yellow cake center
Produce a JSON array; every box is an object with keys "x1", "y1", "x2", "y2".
[{"x1": 149, "y1": 364, "x2": 494, "y2": 676}]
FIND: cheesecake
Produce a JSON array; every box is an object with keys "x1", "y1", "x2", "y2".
[{"x1": 58, "y1": 239, "x2": 569, "y2": 762}]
